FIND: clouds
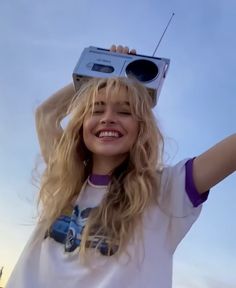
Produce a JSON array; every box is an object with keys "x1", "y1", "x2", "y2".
[
  {"x1": 204, "y1": 277, "x2": 236, "y2": 288},
  {"x1": 173, "y1": 257, "x2": 236, "y2": 288}
]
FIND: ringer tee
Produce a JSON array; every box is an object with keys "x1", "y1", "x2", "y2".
[{"x1": 6, "y1": 159, "x2": 209, "y2": 288}]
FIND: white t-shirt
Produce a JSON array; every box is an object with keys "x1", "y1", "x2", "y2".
[{"x1": 6, "y1": 159, "x2": 209, "y2": 288}]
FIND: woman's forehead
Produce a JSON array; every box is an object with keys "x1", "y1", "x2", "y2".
[{"x1": 94, "y1": 87, "x2": 130, "y2": 104}]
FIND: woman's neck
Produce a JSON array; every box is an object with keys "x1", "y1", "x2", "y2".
[{"x1": 92, "y1": 154, "x2": 127, "y2": 175}]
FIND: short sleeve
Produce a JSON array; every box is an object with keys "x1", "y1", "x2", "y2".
[
  {"x1": 157, "y1": 159, "x2": 209, "y2": 251},
  {"x1": 185, "y1": 158, "x2": 209, "y2": 207},
  {"x1": 158, "y1": 158, "x2": 208, "y2": 218}
]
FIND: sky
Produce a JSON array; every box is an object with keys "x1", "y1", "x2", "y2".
[{"x1": 0, "y1": 0, "x2": 236, "y2": 287}]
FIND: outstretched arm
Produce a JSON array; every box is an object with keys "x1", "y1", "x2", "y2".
[
  {"x1": 35, "y1": 83, "x2": 76, "y2": 163},
  {"x1": 193, "y1": 134, "x2": 236, "y2": 194}
]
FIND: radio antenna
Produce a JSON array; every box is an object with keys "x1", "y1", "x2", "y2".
[{"x1": 152, "y1": 12, "x2": 175, "y2": 56}]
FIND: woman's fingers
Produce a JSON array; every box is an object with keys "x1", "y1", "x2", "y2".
[
  {"x1": 123, "y1": 46, "x2": 129, "y2": 54},
  {"x1": 116, "y1": 45, "x2": 124, "y2": 53},
  {"x1": 129, "y1": 48, "x2": 137, "y2": 55},
  {"x1": 109, "y1": 44, "x2": 136, "y2": 54},
  {"x1": 110, "y1": 44, "x2": 117, "y2": 52}
]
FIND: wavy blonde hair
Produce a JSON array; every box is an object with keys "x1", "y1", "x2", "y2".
[{"x1": 38, "y1": 77, "x2": 164, "y2": 258}]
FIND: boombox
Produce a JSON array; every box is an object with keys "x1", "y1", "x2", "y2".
[{"x1": 72, "y1": 46, "x2": 170, "y2": 107}]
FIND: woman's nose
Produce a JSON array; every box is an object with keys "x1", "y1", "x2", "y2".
[{"x1": 100, "y1": 108, "x2": 116, "y2": 124}]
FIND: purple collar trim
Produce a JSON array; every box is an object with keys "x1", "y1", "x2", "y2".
[{"x1": 89, "y1": 174, "x2": 111, "y2": 185}]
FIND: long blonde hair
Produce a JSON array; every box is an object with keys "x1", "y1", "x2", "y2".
[{"x1": 37, "y1": 77, "x2": 164, "y2": 258}]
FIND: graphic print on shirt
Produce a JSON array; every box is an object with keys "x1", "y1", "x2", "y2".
[{"x1": 45, "y1": 205, "x2": 118, "y2": 256}]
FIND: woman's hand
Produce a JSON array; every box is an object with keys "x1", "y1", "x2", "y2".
[{"x1": 110, "y1": 44, "x2": 136, "y2": 55}]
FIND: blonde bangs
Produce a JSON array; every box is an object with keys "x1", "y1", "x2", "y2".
[{"x1": 68, "y1": 77, "x2": 153, "y2": 123}]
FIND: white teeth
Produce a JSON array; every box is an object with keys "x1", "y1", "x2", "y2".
[{"x1": 98, "y1": 131, "x2": 120, "y2": 138}]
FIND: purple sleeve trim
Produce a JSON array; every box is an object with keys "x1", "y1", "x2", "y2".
[{"x1": 185, "y1": 158, "x2": 209, "y2": 207}]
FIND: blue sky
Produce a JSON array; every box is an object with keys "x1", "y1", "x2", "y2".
[{"x1": 0, "y1": 0, "x2": 236, "y2": 287}]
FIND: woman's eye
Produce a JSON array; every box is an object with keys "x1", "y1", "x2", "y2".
[
  {"x1": 118, "y1": 111, "x2": 131, "y2": 115},
  {"x1": 92, "y1": 110, "x2": 103, "y2": 114}
]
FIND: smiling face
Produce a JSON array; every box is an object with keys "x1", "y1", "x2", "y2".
[{"x1": 82, "y1": 87, "x2": 139, "y2": 173}]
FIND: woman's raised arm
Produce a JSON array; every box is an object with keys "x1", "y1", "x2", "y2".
[
  {"x1": 35, "y1": 83, "x2": 76, "y2": 163},
  {"x1": 193, "y1": 134, "x2": 236, "y2": 194}
]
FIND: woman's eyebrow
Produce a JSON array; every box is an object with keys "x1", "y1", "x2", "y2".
[
  {"x1": 94, "y1": 101, "x2": 105, "y2": 106},
  {"x1": 93, "y1": 101, "x2": 130, "y2": 106},
  {"x1": 112, "y1": 101, "x2": 130, "y2": 106},
  {"x1": 119, "y1": 101, "x2": 130, "y2": 106}
]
